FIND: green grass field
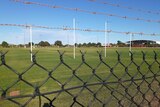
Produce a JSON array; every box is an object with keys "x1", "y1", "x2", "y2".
[{"x1": 0, "y1": 47, "x2": 160, "y2": 107}]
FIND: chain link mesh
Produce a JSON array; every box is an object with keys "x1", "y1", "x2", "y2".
[{"x1": 0, "y1": 50, "x2": 160, "y2": 107}]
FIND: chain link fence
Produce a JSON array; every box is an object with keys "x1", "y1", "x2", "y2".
[{"x1": 0, "y1": 50, "x2": 160, "y2": 107}]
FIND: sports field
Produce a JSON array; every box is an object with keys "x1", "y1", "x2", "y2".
[{"x1": 0, "y1": 47, "x2": 160, "y2": 106}]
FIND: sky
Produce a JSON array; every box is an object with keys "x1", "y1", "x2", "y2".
[{"x1": 0, "y1": 0, "x2": 160, "y2": 45}]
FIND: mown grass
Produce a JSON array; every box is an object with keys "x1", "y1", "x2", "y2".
[{"x1": 0, "y1": 47, "x2": 160, "y2": 107}]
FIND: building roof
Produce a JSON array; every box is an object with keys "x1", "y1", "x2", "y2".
[{"x1": 126, "y1": 40, "x2": 157, "y2": 44}]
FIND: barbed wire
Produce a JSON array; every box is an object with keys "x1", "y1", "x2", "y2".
[
  {"x1": 10, "y1": 0, "x2": 160, "y2": 23},
  {"x1": 0, "y1": 23, "x2": 160, "y2": 36},
  {"x1": 85, "y1": 0, "x2": 160, "y2": 15}
]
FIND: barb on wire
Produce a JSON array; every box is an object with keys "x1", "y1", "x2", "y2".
[
  {"x1": 11, "y1": 0, "x2": 160, "y2": 23},
  {"x1": 86, "y1": 0, "x2": 160, "y2": 15},
  {"x1": 0, "y1": 23, "x2": 160, "y2": 36}
]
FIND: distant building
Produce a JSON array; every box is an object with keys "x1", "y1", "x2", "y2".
[{"x1": 126, "y1": 40, "x2": 160, "y2": 47}]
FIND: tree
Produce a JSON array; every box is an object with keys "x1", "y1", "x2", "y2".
[
  {"x1": 75, "y1": 43, "x2": 78, "y2": 47},
  {"x1": 44, "y1": 41, "x2": 50, "y2": 46},
  {"x1": 2, "y1": 41, "x2": 9, "y2": 47},
  {"x1": 117, "y1": 40, "x2": 123, "y2": 45},
  {"x1": 87, "y1": 42, "x2": 92, "y2": 47},
  {"x1": 38, "y1": 41, "x2": 44, "y2": 46},
  {"x1": 91, "y1": 43, "x2": 96, "y2": 47},
  {"x1": 117, "y1": 40, "x2": 126, "y2": 47},
  {"x1": 38, "y1": 41, "x2": 50, "y2": 47},
  {"x1": 54, "y1": 40, "x2": 63, "y2": 47},
  {"x1": 97, "y1": 42, "x2": 102, "y2": 47},
  {"x1": 78, "y1": 43, "x2": 82, "y2": 47},
  {"x1": 18, "y1": 44, "x2": 24, "y2": 47},
  {"x1": 28, "y1": 42, "x2": 34, "y2": 47},
  {"x1": 82, "y1": 43, "x2": 87, "y2": 47}
]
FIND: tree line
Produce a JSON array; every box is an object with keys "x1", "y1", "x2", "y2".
[
  {"x1": 1, "y1": 40, "x2": 159, "y2": 48},
  {"x1": 0, "y1": 40, "x2": 102, "y2": 48},
  {"x1": 0, "y1": 40, "x2": 62, "y2": 48}
]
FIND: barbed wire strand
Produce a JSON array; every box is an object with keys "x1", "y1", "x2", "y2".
[
  {"x1": 85, "y1": 0, "x2": 160, "y2": 15},
  {"x1": 10, "y1": 0, "x2": 160, "y2": 23},
  {"x1": 0, "y1": 23, "x2": 160, "y2": 36}
]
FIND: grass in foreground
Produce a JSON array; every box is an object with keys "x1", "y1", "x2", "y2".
[{"x1": 0, "y1": 47, "x2": 160, "y2": 107}]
